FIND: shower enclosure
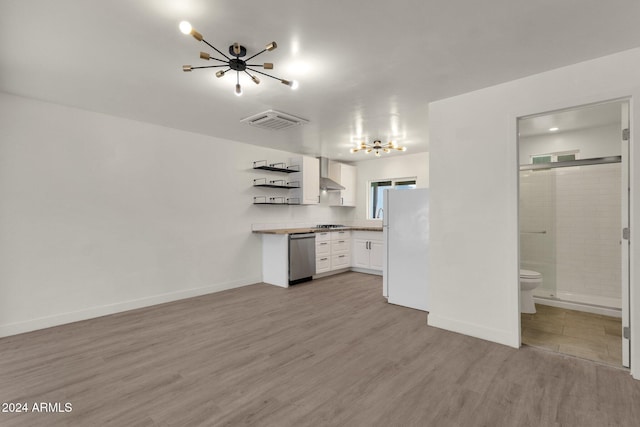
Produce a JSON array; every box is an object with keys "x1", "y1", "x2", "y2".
[{"x1": 519, "y1": 158, "x2": 622, "y2": 313}]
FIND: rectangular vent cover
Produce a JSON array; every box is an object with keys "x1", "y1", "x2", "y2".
[{"x1": 241, "y1": 110, "x2": 309, "y2": 130}]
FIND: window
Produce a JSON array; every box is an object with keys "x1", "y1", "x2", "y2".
[
  {"x1": 369, "y1": 178, "x2": 417, "y2": 219},
  {"x1": 531, "y1": 150, "x2": 578, "y2": 164}
]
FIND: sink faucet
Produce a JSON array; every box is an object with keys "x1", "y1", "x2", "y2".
[{"x1": 376, "y1": 208, "x2": 383, "y2": 219}]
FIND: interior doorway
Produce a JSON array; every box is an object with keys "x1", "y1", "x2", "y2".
[{"x1": 517, "y1": 99, "x2": 630, "y2": 368}]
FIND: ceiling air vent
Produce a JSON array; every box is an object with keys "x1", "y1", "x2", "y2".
[{"x1": 240, "y1": 110, "x2": 309, "y2": 130}]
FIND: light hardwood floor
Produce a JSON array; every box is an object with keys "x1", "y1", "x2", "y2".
[{"x1": 1, "y1": 272, "x2": 640, "y2": 426}]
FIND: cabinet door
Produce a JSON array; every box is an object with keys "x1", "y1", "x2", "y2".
[
  {"x1": 352, "y1": 239, "x2": 370, "y2": 268},
  {"x1": 340, "y1": 164, "x2": 356, "y2": 207},
  {"x1": 289, "y1": 156, "x2": 319, "y2": 205},
  {"x1": 316, "y1": 240, "x2": 331, "y2": 256},
  {"x1": 331, "y1": 253, "x2": 350, "y2": 270},
  {"x1": 303, "y1": 157, "x2": 319, "y2": 204},
  {"x1": 316, "y1": 256, "x2": 331, "y2": 274},
  {"x1": 369, "y1": 240, "x2": 384, "y2": 270}
]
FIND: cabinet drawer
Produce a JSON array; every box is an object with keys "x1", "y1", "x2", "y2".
[
  {"x1": 331, "y1": 253, "x2": 350, "y2": 270},
  {"x1": 330, "y1": 230, "x2": 351, "y2": 240},
  {"x1": 331, "y1": 239, "x2": 350, "y2": 253},
  {"x1": 315, "y1": 231, "x2": 331, "y2": 242},
  {"x1": 316, "y1": 240, "x2": 331, "y2": 256},
  {"x1": 316, "y1": 256, "x2": 331, "y2": 274}
]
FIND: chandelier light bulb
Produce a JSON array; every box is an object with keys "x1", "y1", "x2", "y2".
[
  {"x1": 235, "y1": 84, "x2": 243, "y2": 96},
  {"x1": 179, "y1": 21, "x2": 192, "y2": 35},
  {"x1": 350, "y1": 148, "x2": 358, "y2": 153},
  {"x1": 375, "y1": 151, "x2": 381, "y2": 157},
  {"x1": 266, "y1": 42, "x2": 278, "y2": 51},
  {"x1": 215, "y1": 70, "x2": 225, "y2": 78},
  {"x1": 251, "y1": 75, "x2": 260, "y2": 84},
  {"x1": 290, "y1": 80, "x2": 299, "y2": 90}
]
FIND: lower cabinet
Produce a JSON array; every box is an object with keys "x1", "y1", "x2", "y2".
[
  {"x1": 315, "y1": 230, "x2": 351, "y2": 274},
  {"x1": 351, "y1": 231, "x2": 384, "y2": 273},
  {"x1": 315, "y1": 231, "x2": 332, "y2": 274}
]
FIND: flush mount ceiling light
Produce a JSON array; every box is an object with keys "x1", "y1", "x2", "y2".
[
  {"x1": 350, "y1": 140, "x2": 407, "y2": 157},
  {"x1": 179, "y1": 21, "x2": 298, "y2": 96}
]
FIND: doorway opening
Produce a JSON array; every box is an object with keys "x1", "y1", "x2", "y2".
[{"x1": 517, "y1": 99, "x2": 630, "y2": 368}]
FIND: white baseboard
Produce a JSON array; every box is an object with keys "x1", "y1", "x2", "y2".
[
  {"x1": 350, "y1": 267, "x2": 383, "y2": 276},
  {"x1": 427, "y1": 313, "x2": 519, "y2": 348},
  {"x1": 0, "y1": 277, "x2": 261, "y2": 338}
]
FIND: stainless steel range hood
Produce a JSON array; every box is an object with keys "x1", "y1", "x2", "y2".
[{"x1": 318, "y1": 157, "x2": 345, "y2": 191}]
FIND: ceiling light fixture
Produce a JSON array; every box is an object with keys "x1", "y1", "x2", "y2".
[
  {"x1": 179, "y1": 21, "x2": 298, "y2": 96},
  {"x1": 350, "y1": 140, "x2": 407, "y2": 157},
  {"x1": 549, "y1": 127, "x2": 559, "y2": 132}
]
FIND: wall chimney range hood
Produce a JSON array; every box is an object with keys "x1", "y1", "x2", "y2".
[{"x1": 318, "y1": 157, "x2": 345, "y2": 191}]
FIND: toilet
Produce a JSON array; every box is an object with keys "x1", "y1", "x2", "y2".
[{"x1": 520, "y1": 269, "x2": 542, "y2": 314}]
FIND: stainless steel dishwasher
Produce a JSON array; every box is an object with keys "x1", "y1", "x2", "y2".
[{"x1": 289, "y1": 233, "x2": 316, "y2": 285}]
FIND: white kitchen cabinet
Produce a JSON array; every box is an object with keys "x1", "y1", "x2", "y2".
[
  {"x1": 329, "y1": 230, "x2": 350, "y2": 270},
  {"x1": 328, "y1": 161, "x2": 356, "y2": 207},
  {"x1": 351, "y1": 231, "x2": 383, "y2": 274},
  {"x1": 315, "y1": 231, "x2": 331, "y2": 274},
  {"x1": 289, "y1": 156, "x2": 319, "y2": 205}
]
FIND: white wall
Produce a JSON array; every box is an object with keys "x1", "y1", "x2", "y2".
[
  {"x1": 519, "y1": 123, "x2": 620, "y2": 164},
  {"x1": 428, "y1": 47, "x2": 640, "y2": 379},
  {"x1": 353, "y1": 152, "x2": 429, "y2": 222},
  {"x1": 0, "y1": 92, "x2": 352, "y2": 337}
]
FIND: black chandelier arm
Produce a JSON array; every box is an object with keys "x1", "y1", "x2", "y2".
[
  {"x1": 190, "y1": 65, "x2": 229, "y2": 69},
  {"x1": 243, "y1": 70, "x2": 255, "y2": 79},
  {"x1": 202, "y1": 39, "x2": 231, "y2": 61},
  {"x1": 203, "y1": 56, "x2": 229, "y2": 64},
  {"x1": 246, "y1": 63, "x2": 271, "y2": 68},
  {"x1": 244, "y1": 49, "x2": 267, "y2": 62},
  {"x1": 246, "y1": 67, "x2": 283, "y2": 82}
]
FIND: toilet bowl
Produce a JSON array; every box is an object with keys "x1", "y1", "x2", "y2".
[{"x1": 520, "y1": 269, "x2": 542, "y2": 314}]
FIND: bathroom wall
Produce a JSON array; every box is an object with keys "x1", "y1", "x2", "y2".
[{"x1": 519, "y1": 123, "x2": 621, "y2": 164}]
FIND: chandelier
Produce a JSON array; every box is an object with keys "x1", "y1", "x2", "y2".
[
  {"x1": 179, "y1": 21, "x2": 298, "y2": 96},
  {"x1": 350, "y1": 140, "x2": 407, "y2": 157}
]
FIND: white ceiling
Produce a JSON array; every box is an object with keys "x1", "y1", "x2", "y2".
[{"x1": 2, "y1": 0, "x2": 640, "y2": 161}]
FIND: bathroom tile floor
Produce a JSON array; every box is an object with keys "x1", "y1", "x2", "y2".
[{"x1": 521, "y1": 304, "x2": 622, "y2": 367}]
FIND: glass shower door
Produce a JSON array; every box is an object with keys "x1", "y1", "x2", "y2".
[{"x1": 519, "y1": 169, "x2": 556, "y2": 297}]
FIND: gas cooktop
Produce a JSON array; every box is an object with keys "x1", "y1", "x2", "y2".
[{"x1": 315, "y1": 224, "x2": 346, "y2": 229}]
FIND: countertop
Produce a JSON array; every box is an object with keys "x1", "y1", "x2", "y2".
[{"x1": 253, "y1": 226, "x2": 383, "y2": 235}]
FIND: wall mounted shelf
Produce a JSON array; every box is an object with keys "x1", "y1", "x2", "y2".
[{"x1": 252, "y1": 160, "x2": 299, "y2": 173}]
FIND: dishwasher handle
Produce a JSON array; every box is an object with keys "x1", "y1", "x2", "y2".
[{"x1": 289, "y1": 233, "x2": 316, "y2": 239}]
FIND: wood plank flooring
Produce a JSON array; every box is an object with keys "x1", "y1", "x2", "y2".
[
  {"x1": 522, "y1": 304, "x2": 622, "y2": 366},
  {"x1": 1, "y1": 272, "x2": 640, "y2": 426}
]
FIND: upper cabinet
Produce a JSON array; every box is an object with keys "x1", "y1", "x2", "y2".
[
  {"x1": 289, "y1": 156, "x2": 320, "y2": 205},
  {"x1": 328, "y1": 161, "x2": 356, "y2": 207}
]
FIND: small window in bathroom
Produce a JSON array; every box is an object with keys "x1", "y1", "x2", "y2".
[
  {"x1": 531, "y1": 150, "x2": 579, "y2": 164},
  {"x1": 557, "y1": 154, "x2": 576, "y2": 162},
  {"x1": 532, "y1": 155, "x2": 552, "y2": 164}
]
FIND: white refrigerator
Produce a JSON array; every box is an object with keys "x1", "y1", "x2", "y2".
[{"x1": 383, "y1": 188, "x2": 429, "y2": 311}]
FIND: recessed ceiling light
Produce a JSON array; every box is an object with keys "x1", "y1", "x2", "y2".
[{"x1": 549, "y1": 127, "x2": 559, "y2": 132}]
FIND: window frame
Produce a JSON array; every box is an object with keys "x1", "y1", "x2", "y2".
[{"x1": 367, "y1": 177, "x2": 417, "y2": 219}]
